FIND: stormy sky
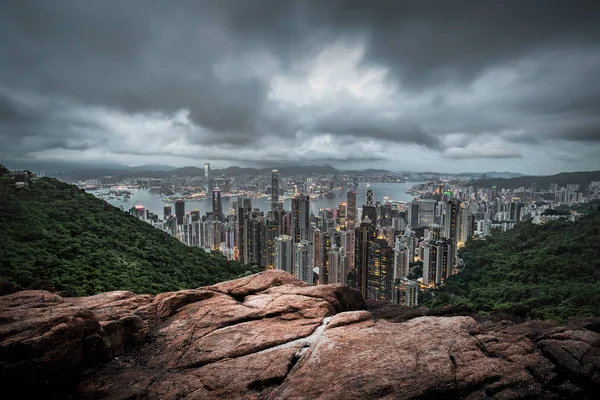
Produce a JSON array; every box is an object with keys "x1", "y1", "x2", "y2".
[{"x1": 1, "y1": 0, "x2": 599, "y2": 174}]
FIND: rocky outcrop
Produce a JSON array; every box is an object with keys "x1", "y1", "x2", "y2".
[{"x1": 1, "y1": 270, "x2": 599, "y2": 399}]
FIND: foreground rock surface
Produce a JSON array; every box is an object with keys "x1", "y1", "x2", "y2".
[{"x1": 1, "y1": 270, "x2": 599, "y2": 399}]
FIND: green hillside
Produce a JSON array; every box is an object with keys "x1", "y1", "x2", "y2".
[
  {"x1": 425, "y1": 213, "x2": 600, "y2": 320},
  {"x1": 470, "y1": 170, "x2": 600, "y2": 190},
  {"x1": 0, "y1": 172, "x2": 258, "y2": 296}
]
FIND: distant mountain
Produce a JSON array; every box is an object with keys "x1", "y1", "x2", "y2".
[
  {"x1": 130, "y1": 164, "x2": 176, "y2": 172},
  {"x1": 2, "y1": 160, "x2": 129, "y2": 174},
  {"x1": 481, "y1": 171, "x2": 525, "y2": 179},
  {"x1": 169, "y1": 166, "x2": 205, "y2": 176},
  {"x1": 470, "y1": 170, "x2": 600, "y2": 189},
  {"x1": 13, "y1": 162, "x2": 393, "y2": 180}
]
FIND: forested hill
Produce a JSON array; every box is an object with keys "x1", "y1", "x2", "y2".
[
  {"x1": 470, "y1": 170, "x2": 600, "y2": 190},
  {"x1": 426, "y1": 212, "x2": 600, "y2": 320},
  {"x1": 0, "y1": 175, "x2": 257, "y2": 296}
]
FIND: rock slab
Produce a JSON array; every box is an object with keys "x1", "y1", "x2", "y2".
[{"x1": 1, "y1": 270, "x2": 599, "y2": 399}]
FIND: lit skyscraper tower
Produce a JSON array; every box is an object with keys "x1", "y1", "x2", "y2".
[
  {"x1": 271, "y1": 169, "x2": 279, "y2": 210},
  {"x1": 366, "y1": 184, "x2": 374, "y2": 206},
  {"x1": 443, "y1": 198, "x2": 461, "y2": 269},
  {"x1": 212, "y1": 187, "x2": 222, "y2": 221},
  {"x1": 346, "y1": 190, "x2": 357, "y2": 230},
  {"x1": 204, "y1": 163, "x2": 210, "y2": 179},
  {"x1": 354, "y1": 216, "x2": 377, "y2": 299},
  {"x1": 368, "y1": 238, "x2": 394, "y2": 301},
  {"x1": 291, "y1": 195, "x2": 310, "y2": 243},
  {"x1": 175, "y1": 199, "x2": 185, "y2": 225}
]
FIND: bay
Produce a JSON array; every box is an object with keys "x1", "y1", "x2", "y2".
[{"x1": 88, "y1": 182, "x2": 425, "y2": 218}]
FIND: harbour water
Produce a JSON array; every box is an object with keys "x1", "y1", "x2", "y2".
[{"x1": 89, "y1": 182, "x2": 425, "y2": 218}]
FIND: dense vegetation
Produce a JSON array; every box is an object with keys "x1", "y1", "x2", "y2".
[
  {"x1": 424, "y1": 213, "x2": 600, "y2": 320},
  {"x1": 555, "y1": 199, "x2": 600, "y2": 215},
  {"x1": 0, "y1": 173, "x2": 260, "y2": 296},
  {"x1": 471, "y1": 170, "x2": 600, "y2": 190}
]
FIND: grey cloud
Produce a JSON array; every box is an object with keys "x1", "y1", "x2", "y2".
[
  {"x1": 1, "y1": 1, "x2": 600, "y2": 171},
  {"x1": 443, "y1": 147, "x2": 522, "y2": 159}
]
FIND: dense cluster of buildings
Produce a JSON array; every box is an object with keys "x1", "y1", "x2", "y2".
[{"x1": 126, "y1": 169, "x2": 599, "y2": 306}]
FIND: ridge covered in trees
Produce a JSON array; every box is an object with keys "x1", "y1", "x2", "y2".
[
  {"x1": 0, "y1": 173, "x2": 259, "y2": 296},
  {"x1": 425, "y1": 212, "x2": 600, "y2": 320}
]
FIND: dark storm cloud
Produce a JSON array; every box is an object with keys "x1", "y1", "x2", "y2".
[{"x1": 0, "y1": 0, "x2": 600, "y2": 168}]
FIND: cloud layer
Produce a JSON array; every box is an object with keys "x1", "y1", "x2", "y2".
[{"x1": 1, "y1": 0, "x2": 599, "y2": 173}]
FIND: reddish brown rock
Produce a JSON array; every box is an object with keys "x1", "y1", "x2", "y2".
[{"x1": 1, "y1": 270, "x2": 599, "y2": 399}]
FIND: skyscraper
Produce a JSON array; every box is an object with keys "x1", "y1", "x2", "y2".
[
  {"x1": 175, "y1": 199, "x2": 185, "y2": 225},
  {"x1": 367, "y1": 238, "x2": 394, "y2": 302},
  {"x1": 346, "y1": 190, "x2": 357, "y2": 230},
  {"x1": 264, "y1": 213, "x2": 279, "y2": 269},
  {"x1": 163, "y1": 204, "x2": 172, "y2": 220},
  {"x1": 204, "y1": 163, "x2": 210, "y2": 179},
  {"x1": 235, "y1": 204, "x2": 251, "y2": 264},
  {"x1": 212, "y1": 187, "x2": 222, "y2": 221},
  {"x1": 419, "y1": 199, "x2": 436, "y2": 227},
  {"x1": 354, "y1": 216, "x2": 377, "y2": 299},
  {"x1": 443, "y1": 198, "x2": 461, "y2": 267},
  {"x1": 328, "y1": 247, "x2": 346, "y2": 284},
  {"x1": 366, "y1": 184, "x2": 374, "y2": 206},
  {"x1": 294, "y1": 240, "x2": 313, "y2": 284},
  {"x1": 345, "y1": 228, "x2": 355, "y2": 277},
  {"x1": 408, "y1": 201, "x2": 420, "y2": 228},
  {"x1": 274, "y1": 235, "x2": 293, "y2": 274},
  {"x1": 271, "y1": 169, "x2": 279, "y2": 210},
  {"x1": 291, "y1": 194, "x2": 310, "y2": 243}
]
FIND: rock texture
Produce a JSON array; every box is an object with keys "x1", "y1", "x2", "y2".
[{"x1": 1, "y1": 270, "x2": 599, "y2": 399}]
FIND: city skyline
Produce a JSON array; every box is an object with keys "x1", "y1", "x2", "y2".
[{"x1": 1, "y1": 1, "x2": 600, "y2": 174}]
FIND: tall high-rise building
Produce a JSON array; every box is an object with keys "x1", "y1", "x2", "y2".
[
  {"x1": 235, "y1": 204, "x2": 251, "y2": 264},
  {"x1": 212, "y1": 187, "x2": 222, "y2": 221},
  {"x1": 393, "y1": 279, "x2": 419, "y2": 306},
  {"x1": 294, "y1": 240, "x2": 313, "y2": 284},
  {"x1": 419, "y1": 199, "x2": 436, "y2": 227},
  {"x1": 509, "y1": 200, "x2": 522, "y2": 223},
  {"x1": 163, "y1": 204, "x2": 172, "y2": 220},
  {"x1": 249, "y1": 216, "x2": 266, "y2": 267},
  {"x1": 316, "y1": 230, "x2": 333, "y2": 284},
  {"x1": 408, "y1": 201, "x2": 420, "y2": 228},
  {"x1": 274, "y1": 235, "x2": 293, "y2": 274},
  {"x1": 366, "y1": 184, "x2": 374, "y2": 206},
  {"x1": 264, "y1": 213, "x2": 279, "y2": 269},
  {"x1": 458, "y1": 204, "x2": 469, "y2": 246},
  {"x1": 361, "y1": 205, "x2": 377, "y2": 229},
  {"x1": 422, "y1": 242, "x2": 437, "y2": 286},
  {"x1": 443, "y1": 198, "x2": 461, "y2": 267},
  {"x1": 204, "y1": 163, "x2": 210, "y2": 179},
  {"x1": 328, "y1": 247, "x2": 346, "y2": 284},
  {"x1": 271, "y1": 169, "x2": 279, "y2": 209},
  {"x1": 337, "y1": 202, "x2": 347, "y2": 228},
  {"x1": 367, "y1": 238, "x2": 394, "y2": 302},
  {"x1": 345, "y1": 228, "x2": 355, "y2": 277},
  {"x1": 346, "y1": 190, "x2": 357, "y2": 230},
  {"x1": 175, "y1": 199, "x2": 185, "y2": 225},
  {"x1": 354, "y1": 216, "x2": 377, "y2": 299},
  {"x1": 291, "y1": 195, "x2": 310, "y2": 243}
]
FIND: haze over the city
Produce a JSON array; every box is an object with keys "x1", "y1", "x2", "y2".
[{"x1": 1, "y1": 0, "x2": 600, "y2": 174}]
